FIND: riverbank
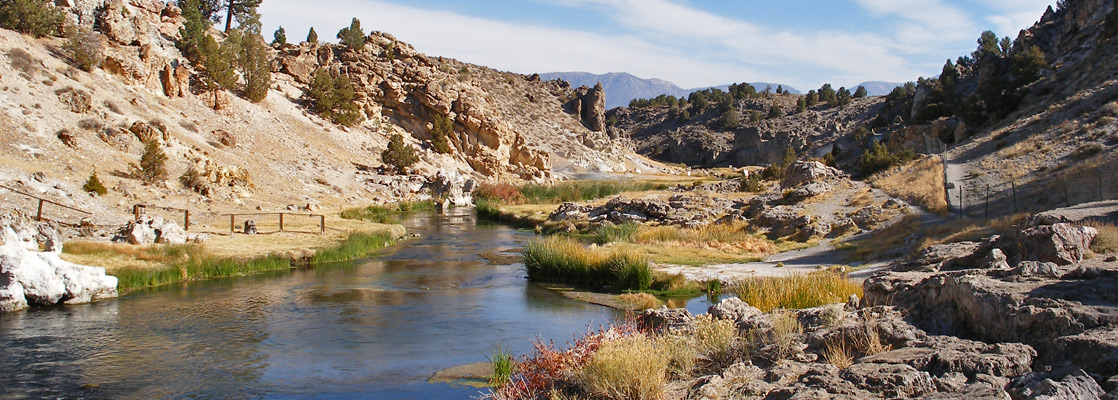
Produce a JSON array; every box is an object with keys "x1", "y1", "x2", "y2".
[{"x1": 60, "y1": 214, "x2": 407, "y2": 292}]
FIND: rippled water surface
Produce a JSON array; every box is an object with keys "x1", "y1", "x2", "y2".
[{"x1": 0, "y1": 209, "x2": 625, "y2": 399}]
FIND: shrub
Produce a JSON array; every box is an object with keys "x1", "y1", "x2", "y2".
[
  {"x1": 8, "y1": 48, "x2": 38, "y2": 75},
  {"x1": 337, "y1": 17, "x2": 366, "y2": 51},
  {"x1": 578, "y1": 335, "x2": 668, "y2": 400},
  {"x1": 381, "y1": 133, "x2": 419, "y2": 174},
  {"x1": 430, "y1": 114, "x2": 453, "y2": 154},
  {"x1": 132, "y1": 140, "x2": 167, "y2": 184},
  {"x1": 618, "y1": 293, "x2": 659, "y2": 310},
  {"x1": 0, "y1": 0, "x2": 64, "y2": 38},
  {"x1": 860, "y1": 141, "x2": 916, "y2": 176},
  {"x1": 64, "y1": 26, "x2": 104, "y2": 71},
  {"x1": 1085, "y1": 221, "x2": 1118, "y2": 254},
  {"x1": 656, "y1": 332, "x2": 697, "y2": 378},
  {"x1": 768, "y1": 104, "x2": 784, "y2": 119},
  {"x1": 473, "y1": 182, "x2": 526, "y2": 204},
  {"x1": 82, "y1": 171, "x2": 107, "y2": 195},
  {"x1": 197, "y1": 35, "x2": 238, "y2": 109},
  {"x1": 1070, "y1": 142, "x2": 1104, "y2": 160},
  {"x1": 732, "y1": 272, "x2": 863, "y2": 312},
  {"x1": 741, "y1": 173, "x2": 764, "y2": 192}
]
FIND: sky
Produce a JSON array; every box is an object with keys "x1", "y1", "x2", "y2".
[{"x1": 256, "y1": 0, "x2": 1057, "y2": 90}]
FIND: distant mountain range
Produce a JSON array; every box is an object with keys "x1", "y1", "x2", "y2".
[{"x1": 538, "y1": 72, "x2": 902, "y2": 109}]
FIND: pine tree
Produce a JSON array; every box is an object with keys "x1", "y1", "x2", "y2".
[
  {"x1": 134, "y1": 140, "x2": 168, "y2": 184},
  {"x1": 306, "y1": 69, "x2": 363, "y2": 126},
  {"x1": 337, "y1": 17, "x2": 366, "y2": 51},
  {"x1": 239, "y1": 33, "x2": 271, "y2": 103},
  {"x1": 853, "y1": 86, "x2": 868, "y2": 98},
  {"x1": 306, "y1": 27, "x2": 318, "y2": 44},
  {"x1": 221, "y1": 0, "x2": 261, "y2": 33},
  {"x1": 177, "y1": 0, "x2": 209, "y2": 64},
  {"x1": 197, "y1": 35, "x2": 238, "y2": 109},
  {"x1": 0, "y1": 0, "x2": 64, "y2": 38},
  {"x1": 381, "y1": 133, "x2": 418, "y2": 174},
  {"x1": 272, "y1": 26, "x2": 286, "y2": 46}
]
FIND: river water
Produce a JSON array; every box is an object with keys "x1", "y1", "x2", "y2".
[{"x1": 0, "y1": 209, "x2": 640, "y2": 399}]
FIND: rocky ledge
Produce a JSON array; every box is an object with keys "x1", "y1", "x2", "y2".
[
  {"x1": 863, "y1": 217, "x2": 1118, "y2": 397},
  {"x1": 0, "y1": 218, "x2": 118, "y2": 313}
]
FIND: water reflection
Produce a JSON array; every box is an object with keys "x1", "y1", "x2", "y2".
[{"x1": 0, "y1": 208, "x2": 621, "y2": 399}]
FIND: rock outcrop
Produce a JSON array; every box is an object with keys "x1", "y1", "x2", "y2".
[
  {"x1": 572, "y1": 82, "x2": 606, "y2": 132},
  {"x1": 864, "y1": 220, "x2": 1118, "y2": 382},
  {"x1": 634, "y1": 300, "x2": 1039, "y2": 399},
  {"x1": 0, "y1": 227, "x2": 117, "y2": 313},
  {"x1": 429, "y1": 169, "x2": 476, "y2": 207}
]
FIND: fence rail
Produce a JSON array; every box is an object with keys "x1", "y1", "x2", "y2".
[
  {"x1": 0, "y1": 184, "x2": 91, "y2": 226},
  {"x1": 223, "y1": 212, "x2": 327, "y2": 235},
  {"x1": 948, "y1": 164, "x2": 1116, "y2": 220}
]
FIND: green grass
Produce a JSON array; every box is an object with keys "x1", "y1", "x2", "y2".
[
  {"x1": 522, "y1": 236, "x2": 652, "y2": 291},
  {"x1": 340, "y1": 200, "x2": 435, "y2": 223},
  {"x1": 593, "y1": 222, "x2": 641, "y2": 244},
  {"x1": 732, "y1": 272, "x2": 863, "y2": 312},
  {"x1": 113, "y1": 231, "x2": 397, "y2": 292},
  {"x1": 114, "y1": 254, "x2": 293, "y2": 292},
  {"x1": 310, "y1": 231, "x2": 397, "y2": 264},
  {"x1": 488, "y1": 345, "x2": 515, "y2": 387},
  {"x1": 519, "y1": 181, "x2": 667, "y2": 204}
]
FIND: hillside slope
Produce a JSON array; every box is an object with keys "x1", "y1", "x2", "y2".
[{"x1": 0, "y1": 0, "x2": 659, "y2": 228}]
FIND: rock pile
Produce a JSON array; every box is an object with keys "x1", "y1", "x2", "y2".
[{"x1": 114, "y1": 216, "x2": 186, "y2": 245}]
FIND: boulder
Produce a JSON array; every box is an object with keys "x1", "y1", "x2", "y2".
[
  {"x1": 0, "y1": 227, "x2": 118, "y2": 312},
  {"x1": 782, "y1": 161, "x2": 842, "y2": 188},
  {"x1": 708, "y1": 297, "x2": 762, "y2": 323},
  {"x1": 1009, "y1": 370, "x2": 1105, "y2": 400},
  {"x1": 1000, "y1": 223, "x2": 1097, "y2": 266},
  {"x1": 636, "y1": 306, "x2": 692, "y2": 333}
]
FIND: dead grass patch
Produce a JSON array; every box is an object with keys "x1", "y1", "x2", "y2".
[
  {"x1": 869, "y1": 156, "x2": 948, "y2": 216},
  {"x1": 847, "y1": 188, "x2": 873, "y2": 208},
  {"x1": 732, "y1": 272, "x2": 863, "y2": 313},
  {"x1": 618, "y1": 293, "x2": 660, "y2": 310},
  {"x1": 1084, "y1": 221, "x2": 1118, "y2": 254}
]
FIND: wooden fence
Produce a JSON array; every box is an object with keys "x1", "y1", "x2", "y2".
[
  {"x1": 0, "y1": 183, "x2": 91, "y2": 226},
  {"x1": 223, "y1": 212, "x2": 327, "y2": 235}
]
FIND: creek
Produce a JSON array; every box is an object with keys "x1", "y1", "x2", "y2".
[{"x1": 0, "y1": 208, "x2": 719, "y2": 399}]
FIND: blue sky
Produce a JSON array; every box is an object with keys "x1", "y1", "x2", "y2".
[{"x1": 257, "y1": 0, "x2": 1056, "y2": 90}]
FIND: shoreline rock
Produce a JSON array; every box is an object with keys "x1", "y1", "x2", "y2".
[{"x1": 0, "y1": 227, "x2": 118, "y2": 313}]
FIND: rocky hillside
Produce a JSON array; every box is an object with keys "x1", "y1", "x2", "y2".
[
  {"x1": 613, "y1": 0, "x2": 1117, "y2": 215},
  {"x1": 0, "y1": 0, "x2": 659, "y2": 227}
]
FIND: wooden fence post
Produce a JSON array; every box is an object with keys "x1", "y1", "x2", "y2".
[
  {"x1": 36, "y1": 199, "x2": 44, "y2": 222},
  {"x1": 279, "y1": 213, "x2": 285, "y2": 232},
  {"x1": 230, "y1": 214, "x2": 235, "y2": 235},
  {"x1": 958, "y1": 187, "x2": 964, "y2": 218},
  {"x1": 320, "y1": 215, "x2": 325, "y2": 235},
  {"x1": 184, "y1": 210, "x2": 190, "y2": 231}
]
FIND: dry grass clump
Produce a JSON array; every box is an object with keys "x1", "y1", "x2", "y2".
[
  {"x1": 869, "y1": 156, "x2": 948, "y2": 215},
  {"x1": 523, "y1": 236, "x2": 652, "y2": 291},
  {"x1": 732, "y1": 272, "x2": 864, "y2": 313},
  {"x1": 655, "y1": 333, "x2": 698, "y2": 379},
  {"x1": 762, "y1": 311, "x2": 803, "y2": 361},
  {"x1": 851, "y1": 323, "x2": 891, "y2": 356},
  {"x1": 1084, "y1": 220, "x2": 1118, "y2": 254},
  {"x1": 848, "y1": 188, "x2": 873, "y2": 208},
  {"x1": 618, "y1": 293, "x2": 659, "y2": 310},
  {"x1": 1001, "y1": 136, "x2": 1052, "y2": 159},
  {"x1": 822, "y1": 337, "x2": 854, "y2": 369},
  {"x1": 632, "y1": 221, "x2": 773, "y2": 254},
  {"x1": 692, "y1": 314, "x2": 738, "y2": 367},
  {"x1": 578, "y1": 335, "x2": 669, "y2": 400}
]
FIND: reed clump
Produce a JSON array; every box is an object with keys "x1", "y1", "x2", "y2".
[
  {"x1": 732, "y1": 272, "x2": 863, "y2": 313},
  {"x1": 522, "y1": 236, "x2": 652, "y2": 291}
]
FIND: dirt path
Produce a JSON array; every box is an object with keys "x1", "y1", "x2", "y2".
[{"x1": 942, "y1": 152, "x2": 967, "y2": 217}]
